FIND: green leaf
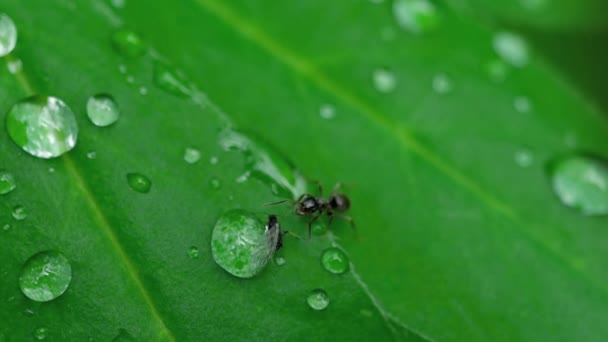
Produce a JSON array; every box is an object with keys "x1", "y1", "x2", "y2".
[{"x1": 1, "y1": 0, "x2": 607, "y2": 341}]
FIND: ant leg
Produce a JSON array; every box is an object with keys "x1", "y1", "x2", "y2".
[
  {"x1": 264, "y1": 199, "x2": 296, "y2": 207},
  {"x1": 312, "y1": 180, "x2": 324, "y2": 197},
  {"x1": 282, "y1": 230, "x2": 305, "y2": 240},
  {"x1": 306, "y1": 213, "x2": 322, "y2": 240},
  {"x1": 332, "y1": 182, "x2": 343, "y2": 194},
  {"x1": 336, "y1": 214, "x2": 358, "y2": 239}
]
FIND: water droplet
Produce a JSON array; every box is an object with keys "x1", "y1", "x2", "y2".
[
  {"x1": 549, "y1": 155, "x2": 608, "y2": 216},
  {"x1": 319, "y1": 104, "x2": 336, "y2": 120},
  {"x1": 153, "y1": 61, "x2": 191, "y2": 97},
  {"x1": 139, "y1": 86, "x2": 148, "y2": 95},
  {"x1": 209, "y1": 177, "x2": 222, "y2": 190},
  {"x1": 235, "y1": 171, "x2": 251, "y2": 183},
  {"x1": 112, "y1": 29, "x2": 145, "y2": 58},
  {"x1": 219, "y1": 129, "x2": 308, "y2": 199},
  {"x1": 275, "y1": 256, "x2": 286, "y2": 266},
  {"x1": 211, "y1": 210, "x2": 271, "y2": 278},
  {"x1": 48, "y1": 167, "x2": 55, "y2": 174},
  {"x1": 0, "y1": 14, "x2": 17, "y2": 57},
  {"x1": 87, "y1": 94, "x2": 120, "y2": 127},
  {"x1": 111, "y1": 0, "x2": 126, "y2": 9},
  {"x1": 393, "y1": 0, "x2": 439, "y2": 34},
  {"x1": 126, "y1": 75, "x2": 135, "y2": 84},
  {"x1": 118, "y1": 64, "x2": 127, "y2": 74},
  {"x1": 321, "y1": 247, "x2": 350, "y2": 274},
  {"x1": 112, "y1": 329, "x2": 136, "y2": 342},
  {"x1": 519, "y1": 0, "x2": 546, "y2": 11},
  {"x1": 3, "y1": 223, "x2": 10, "y2": 231},
  {"x1": 187, "y1": 246, "x2": 200, "y2": 259},
  {"x1": 6, "y1": 96, "x2": 78, "y2": 159},
  {"x1": 7, "y1": 58, "x2": 22, "y2": 74},
  {"x1": 12, "y1": 205, "x2": 26, "y2": 220},
  {"x1": 372, "y1": 68, "x2": 397, "y2": 93},
  {"x1": 485, "y1": 59, "x2": 509, "y2": 83},
  {"x1": 307, "y1": 289, "x2": 330, "y2": 311},
  {"x1": 514, "y1": 149, "x2": 534, "y2": 168},
  {"x1": 513, "y1": 96, "x2": 531, "y2": 113},
  {"x1": 311, "y1": 221, "x2": 328, "y2": 236},
  {"x1": 126, "y1": 173, "x2": 151, "y2": 193},
  {"x1": 493, "y1": 31, "x2": 529, "y2": 68},
  {"x1": 210, "y1": 156, "x2": 219, "y2": 165},
  {"x1": 432, "y1": 73, "x2": 452, "y2": 94},
  {"x1": 0, "y1": 170, "x2": 16, "y2": 195},
  {"x1": 184, "y1": 147, "x2": 201, "y2": 164},
  {"x1": 34, "y1": 327, "x2": 47, "y2": 340},
  {"x1": 87, "y1": 151, "x2": 97, "y2": 159},
  {"x1": 19, "y1": 251, "x2": 72, "y2": 302}
]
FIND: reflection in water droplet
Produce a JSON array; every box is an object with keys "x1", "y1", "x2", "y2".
[
  {"x1": 211, "y1": 210, "x2": 270, "y2": 278},
  {"x1": 112, "y1": 29, "x2": 145, "y2": 58},
  {"x1": 6, "y1": 96, "x2": 78, "y2": 159},
  {"x1": 275, "y1": 256, "x2": 286, "y2": 266},
  {"x1": 0, "y1": 14, "x2": 17, "y2": 57},
  {"x1": 153, "y1": 61, "x2": 191, "y2": 97},
  {"x1": 0, "y1": 170, "x2": 16, "y2": 195},
  {"x1": 184, "y1": 147, "x2": 201, "y2": 164},
  {"x1": 393, "y1": 0, "x2": 439, "y2": 34},
  {"x1": 87, "y1": 94, "x2": 120, "y2": 127},
  {"x1": 319, "y1": 104, "x2": 336, "y2": 120},
  {"x1": 493, "y1": 32, "x2": 529, "y2": 68},
  {"x1": 514, "y1": 149, "x2": 534, "y2": 168},
  {"x1": 19, "y1": 251, "x2": 72, "y2": 302},
  {"x1": 219, "y1": 129, "x2": 307, "y2": 199},
  {"x1": 321, "y1": 247, "x2": 350, "y2": 274},
  {"x1": 372, "y1": 68, "x2": 396, "y2": 93},
  {"x1": 432, "y1": 73, "x2": 452, "y2": 94},
  {"x1": 126, "y1": 173, "x2": 152, "y2": 193},
  {"x1": 549, "y1": 155, "x2": 608, "y2": 216},
  {"x1": 513, "y1": 96, "x2": 531, "y2": 113},
  {"x1": 187, "y1": 246, "x2": 200, "y2": 259},
  {"x1": 34, "y1": 327, "x2": 47, "y2": 340},
  {"x1": 7, "y1": 58, "x2": 22, "y2": 74},
  {"x1": 12, "y1": 205, "x2": 26, "y2": 220},
  {"x1": 209, "y1": 177, "x2": 222, "y2": 190},
  {"x1": 307, "y1": 289, "x2": 330, "y2": 311}
]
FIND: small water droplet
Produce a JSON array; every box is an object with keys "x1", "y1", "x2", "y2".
[
  {"x1": 372, "y1": 68, "x2": 397, "y2": 93},
  {"x1": 432, "y1": 73, "x2": 452, "y2": 94},
  {"x1": 235, "y1": 171, "x2": 251, "y2": 183},
  {"x1": 549, "y1": 155, "x2": 608, "y2": 216},
  {"x1": 7, "y1": 58, "x2": 22, "y2": 74},
  {"x1": 111, "y1": 0, "x2": 126, "y2": 9},
  {"x1": 153, "y1": 61, "x2": 191, "y2": 97},
  {"x1": 6, "y1": 96, "x2": 78, "y2": 159},
  {"x1": 118, "y1": 64, "x2": 127, "y2": 74},
  {"x1": 311, "y1": 221, "x2": 328, "y2": 236},
  {"x1": 307, "y1": 289, "x2": 330, "y2": 311},
  {"x1": 485, "y1": 59, "x2": 509, "y2": 83},
  {"x1": 219, "y1": 129, "x2": 308, "y2": 199},
  {"x1": 48, "y1": 167, "x2": 55, "y2": 173},
  {"x1": 209, "y1": 177, "x2": 222, "y2": 190},
  {"x1": 321, "y1": 247, "x2": 350, "y2": 274},
  {"x1": 319, "y1": 104, "x2": 336, "y2": 120},
  {"x1": 126, "y1": 75, "x2": 135, "y2": 84},
  {"x1": 0, "y1": 14, "x2": 17, "y2": 57},
  {"x1": 493, "y1": 31, "x2": 529, "y2": 68},
  {"x1": 513, "y1": 96, "x2": 531, "y2": 113},
  {"x1": 211, "y1": 210, "x2": 272, "y2": 278},
  {"x1": 514, "y1": 149, "x2": 534, "y2": 168},
  {"x1": 187, "y1": 246, "x2": 200, "y2": 259},
  {"x1": 393, "y1": 0, "x2": 439, "y2": 34},
  {"x1": 275, "y1": 256, "x2": 286, "y2": 266},
  {"x1": 210, "y1": 156, "x2": 219, "y2": 165},
  {"x1": 19, "y1": 251, "x2": 72, "y2": 302},
  {"x1": 87, "y1": 151, "x2": 97, "y2": 159},
  {"x1": 112, "y1": 329, "x2": 136, "y2": 342},
  {"x1": 0, "y1": 170, "x2": 16, "y2": 195},
  {"x1": 126, "y1": 173, "x2": 151, "y2": 193},
  {"x1": 2, "y1": 223, "x2": 10, "y2": 231},
  {"x1": 139, "y1": 86, "x2": 148, "y2": 95},
  {"x1": 87, "y1": 94, "x2": 120, "y2": 127},
  {"x1": 12, "y1": 205, "x2": 26, "y2": 220},
  {"x1": 112, "y1": 29, "x2": 145, "y2": 58},
  {"x1": 34, "y1": 327, "x2": 47, "y2": 340},
  {"x1": 184, "y1": 147, "x2": 201, "y2": 164}
]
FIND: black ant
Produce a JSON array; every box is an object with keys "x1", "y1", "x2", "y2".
[{"x1": 265, "y1": 182, "x2": 356, "y2": 238}]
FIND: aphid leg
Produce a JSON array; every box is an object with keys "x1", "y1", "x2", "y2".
[{"x1": 282, "y1": 230, "x2": 305, "y2": 240}]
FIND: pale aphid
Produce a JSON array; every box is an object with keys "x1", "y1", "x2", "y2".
[{"x1": 249, "y1": 215, "x2": 284, "y2": 270}]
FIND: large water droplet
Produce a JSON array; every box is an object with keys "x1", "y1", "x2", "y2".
[
  {"x1": 549, "y1": 155, "x2": 608, "y2": 216},
  {"x1": 19, "y1": 251, "x2": 72, "y2": 302},
  {"x1": 493, "y1": 31, "x2": 529, "y2": 68},
  {"x1": 219, "y1": 129, "x2": 307, "y2": 199},
  {"x1": 184, "y1": 147, "x2": 201, "y2": 164},
  {"x1": 153, "y1": 62, "x2": 191, "y2": 97},
  {"x1": 126, "y1": 173, "x2": 152, "y2": 193},
  {"x1": 6, "y1": 96, "x2": 78, "y2": 159},
  {"x1": 307, "y1": 289, "x2": 330, "y2": 311},
  {"x1": 34, "y1": 327, "x2": 47, "y2": 340},
  {"x1": 0, "y1": 14, "x2": 17, "y2": 57},
  {"x1": 112, "y1": 29, "x2": 145, "y2": 58},
  {"x1": 372, "y1": 68, "x2": 397, "y2": 93},
  {"x1": 321, "y1": 247, "x2": 350, "y2": 275},
  {"x1": 0, "y1": 170, "x2": 16, "y2": 195},
  {"x1": 393, "y1": 0, "x2": 439, "y2": 34},
  {"x1": 12, "y1": 205, "x2": 26, "y2": 220},
  {"x1": 86, "y1": 94, "x2": 120, "y2": 127},
  {"x1": 211, "y1": 210, "x2": 271, "y2": 278}
]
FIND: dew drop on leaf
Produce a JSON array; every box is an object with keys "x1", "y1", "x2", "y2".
[
  {"x1": 321, "y1": 247, "x2": 350, "y2": 274},
  {"x1": 7, "y1": 58, "x2": 22, "y2": 74},
  {"x1": 126, "y1": 173, "x2": 152, "y2": 193},
  {"x1": 493, "y1": 31, "x2": 529, "y2": 68},
  {"x1": 3, "y1": 223, "x2": 10, "y2": 231},
  {"x1": 184, "y1": 147, "x2": 201, "y2": 164},
  {"x1": 549, "y1": 155, "x2": 608, "y2": 216},
  {"x1": 112, "y1": 329, "x2": 136, "y2": 342},
  {"x1": 187, "y1": 246, "x2": 200, "y2": 259},
  {"x1": 372, "y1": 68, "x2": 397, "y2": 93},
  {"x1": 6, "y1": 96, "x2": 78, "y2": 159},
  {"x1": 311, "y1": 221, "x2": 328, "y2": 236},
  {"x1": 393, "y1": 0, "x2": 439, "y2": 35},
  {"x1": 153, "y1": 61, "x2": 191, "y2": 97},
  {"x1": 275, "y1": 256, "x2": 286, "y2": 266},
  {"x1": 319, "y1": 104, "x2": 336, "y2": 120},
  {"x1": 211, "y1": 210, "x2": 270, "y2": 278},
  {"x1": 12, "y1": 205, "x2": 26, "y2": 220},
  {"x1": 87, "y1": 151, "x2": 97, "y2": 159},
  {"x1": 513, "y1": 96, "x2": 532, "y2": 113},
  {"x1": 0, "y1": 14, "x2": 17, "y2": 57},
  {"x1": 112, "y1": 29, "x2": 145, "y2": 58},
  {"x1": 19, "y1": 251, "x2": 72, "y2": 302},
  {"x1": 514, "y1": 149, "x2": 534, "y2": 168},
  {"x1": 432, "y1": 73, "x2": 452, "y2": 95},
  {"x1": 34, "y1": 327, "x2": 47, "y2": 340},
  {"x1": 307, "y1": 289, "x2": 330, "y2": 311},
  {"x1": 209, "y1": 156, "x2": 219, "y2": 165},
  {"x1": 87, "y1": 94, "x2": 120, "y2": 127},
  {"x1": 0, "y1": 170, "x2": 16, "y2": 195},
  {"x1": 209, "y1": 177, "x2": 222, "y2": 190}
]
